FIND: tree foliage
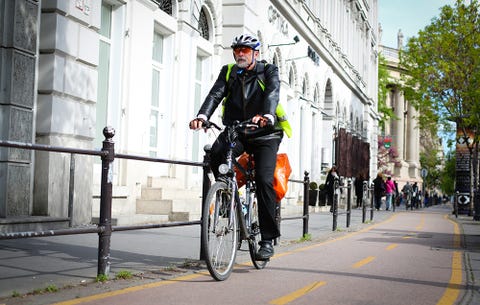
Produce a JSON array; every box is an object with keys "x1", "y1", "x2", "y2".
[
  {"x1": 400, "y1": 0, "x2": 480, "y2": 142},
  {"x1": 400, "y1": 0, "x2": 480, "y2": 216},
  {"x1": 440, "y1": 151, "x2": 456, "y2": 195}
]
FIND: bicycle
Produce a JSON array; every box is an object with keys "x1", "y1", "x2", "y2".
[{"x1": 200, "y1": 120, "x2": 268, "y2": 281}]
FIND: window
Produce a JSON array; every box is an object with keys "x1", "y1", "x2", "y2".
[
  {"x1": 96, "y1": 2, "x2": 112, "y2": 148},
  {"x1": 150, "y1": 31, "x2": 165, "y2": 157},
  {"x1": 288, "y1": 67, "x2": 294, "y2": 88}
]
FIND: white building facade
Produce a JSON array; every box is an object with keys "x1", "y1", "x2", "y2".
[{"x1": 2, "y1": 0, "x2": 379, "y2": 227}]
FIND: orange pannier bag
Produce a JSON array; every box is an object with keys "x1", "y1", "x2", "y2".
[{"x1": 234, "y1": 153, "x2": 292, "y2": 202}]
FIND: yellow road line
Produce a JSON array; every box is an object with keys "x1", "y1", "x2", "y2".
[
  {"x1": 386, "y1": 243, "x2": 398, "y2": 250},
  {"x1": 436, "y1": 251, "x2": 462, "y2": 305},
  {"x1": 416, "y1": 215, "x2": 425, "y2": 230},
  {"x1": 269, "y1": 281, "x2": 326, "y2": 305},
  {"x1": 435, "y1": 214, "x2": 463, "y2": 305},
  {"x1": 54, "y1": 214, "x2": 399, "y2": 305},
  {"x1": 50, "y1": 273, "x2": 205, "y2": 305},
  {"x1": 352, "y1": 256, "x2": 375, "y2": 268}
]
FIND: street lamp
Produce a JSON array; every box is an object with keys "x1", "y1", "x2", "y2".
[{"x1": 268, "y1": 35, "x2": 300, "y2": 48}]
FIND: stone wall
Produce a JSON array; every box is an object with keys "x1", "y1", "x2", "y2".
[{"x1": 0, "y1": 0, "x2": 38, "y2": 217}]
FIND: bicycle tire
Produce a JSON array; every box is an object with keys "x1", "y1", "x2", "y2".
[
  {"x1": 201, "y1": 181, "x2": 238, "y2": 281},
  {"x1": 247, "y1": 192, "x2": 267, "y2": 269}
]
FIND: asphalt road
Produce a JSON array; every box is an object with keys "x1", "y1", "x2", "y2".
[{"x1": 1, "y1": 206, "x2": 464, "y2": 305}]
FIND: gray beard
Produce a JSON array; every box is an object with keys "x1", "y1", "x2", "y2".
[{"x1": 236, "y1": 60, "x2": 249, "y2": 69}]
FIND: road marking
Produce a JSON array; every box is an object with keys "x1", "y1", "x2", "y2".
[
  {"x1": 53, "y1": 214, "x2": 399, "y2": 305},
  {"x1": 386, "y1": 243, "x2": 398, "y2": 250},
  {"x1": 416, "y1": 215, "x2": 425, "y2": 230},
  {"x1": 269, "y1": 281, "x2": 326, "y2": 305},
  {"x1": 352, "y1": 256, "x2": 375, "y2": 268},
  {"x1": 436, "y1": 215, "x2": 463, "y2": 305},
  {"x1": 49, "y1": 273, "x2": 205, "y2": 305}
]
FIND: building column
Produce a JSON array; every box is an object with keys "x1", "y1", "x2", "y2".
[
  {"x1": 0, "y1": 0, "x2": 38, "y2": 217},
  {"x1": 393, "y1": 89, "x2": 404, "y2": 160},
  {"x1": 406, "y1": 102, "x2": 416, "y2": 163},
  {"x1": 407, "y1": 102, "x2": 420, "y2": 178}
]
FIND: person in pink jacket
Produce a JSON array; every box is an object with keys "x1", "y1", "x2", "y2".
[{"x1": 385, "y1": 176, "x2": 395, "y2": 211}]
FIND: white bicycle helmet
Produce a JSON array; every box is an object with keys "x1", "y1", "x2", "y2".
[{"x1": 231, "y1": 34, "x2": 261, "y2": 50}]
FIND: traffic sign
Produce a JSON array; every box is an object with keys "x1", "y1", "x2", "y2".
[{"x1": 421, "y1": 168, "x2": 428, "y2": 178}]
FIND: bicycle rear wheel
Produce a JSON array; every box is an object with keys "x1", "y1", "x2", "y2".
[
  {"x1": 201, "y1": 181, "x2": 238, "y2": 281},
  {"x1": 248, "y1": 193, "x2": 267, "y2": 269}
]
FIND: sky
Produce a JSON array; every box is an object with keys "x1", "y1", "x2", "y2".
[{"x1": 378, "y1": 0, "x2": 456, "y2": 48}]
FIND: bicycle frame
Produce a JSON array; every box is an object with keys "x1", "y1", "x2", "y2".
[{"x1": 201, "y1": 120, "x2": 267, "y2": 280}]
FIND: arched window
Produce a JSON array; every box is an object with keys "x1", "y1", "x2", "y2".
[
  {"x1": 288, "y1": 67, "x2": 294, "y2": 88},
  {"x1": 272, "y1": 53, "x2": 279, "y2": 67},
  {"x1": 313, "y1": 84, "x2": 320, "y2": 106},
  {"x1": 302, "y1": 74, "x2": 309, "y2": 97},
  {"x1": 155, "y1": 0, "x2": 172, "y2": 15},
  {"x1": 198, "y1": 7, "x2": 209, "y2": 40}
]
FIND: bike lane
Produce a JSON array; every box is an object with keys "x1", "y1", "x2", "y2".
[{"x1": 49, "y1": 208, "x2": 463, "y2": 305}]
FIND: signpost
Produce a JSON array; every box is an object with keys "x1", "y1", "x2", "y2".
[{"x1": 421, "y1": 168, "x2": 428, "y2": 206}]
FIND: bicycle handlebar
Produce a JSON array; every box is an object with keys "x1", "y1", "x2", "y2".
[{"x1": 201, "y1": 119, "x2": 264, "y2": 132}]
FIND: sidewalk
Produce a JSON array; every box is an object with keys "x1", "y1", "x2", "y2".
[
  {"x1": 454, "y1": 212, "x2": 480, "y2": 305},
  {"x1": 0, "y1": 205, "x2": 478, "y2": 305}
]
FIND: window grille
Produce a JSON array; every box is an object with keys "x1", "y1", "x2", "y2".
[
  {"x1": 198, "y1": 8, "x2": 209, "y2": 40},
  {"x1": 153, "y1": 0, "x2": 172, "y2": 15}
]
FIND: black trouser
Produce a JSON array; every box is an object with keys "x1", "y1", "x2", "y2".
[
  {"x1": 210, "y1": 131, "x2": 282, "y2": 241},
  {"x1": 356, "y1": 195, "x2": 363, "y2": 208}
]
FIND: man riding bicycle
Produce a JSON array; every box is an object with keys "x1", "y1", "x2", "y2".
[{"x1": 189, "y1": 34, "x2": 285, "y2": 260}]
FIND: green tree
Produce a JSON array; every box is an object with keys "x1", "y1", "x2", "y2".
[
  {"x1": 400, "y1": 0, "x2": 480, "y2": 219},
  {"x1": 440, "y1": 151, "x2": 456, "y2": 195}
]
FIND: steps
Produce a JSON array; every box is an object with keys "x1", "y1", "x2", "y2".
[{"x1": 136, "y1": 177, "x2": 203, "y2": 222}]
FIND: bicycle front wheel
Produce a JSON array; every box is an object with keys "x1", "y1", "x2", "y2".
[
  {"x1": 248, "y1": 193, "x2": 268, "y2": 269},
  {"x1": 201, "y1": 181, "x2": 238, "y2": 281}
]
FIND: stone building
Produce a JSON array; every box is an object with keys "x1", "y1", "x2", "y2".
[
  {"x1": 379, "y1": 29, "x2": 424, "y2": 189},
  {"x1": 0, "y1": 0, "x2": 379, "y2": 230}
]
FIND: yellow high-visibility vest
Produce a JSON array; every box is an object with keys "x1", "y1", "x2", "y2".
[{"x1": 224, "y1": 63, "x2": 292, "y2": 138}]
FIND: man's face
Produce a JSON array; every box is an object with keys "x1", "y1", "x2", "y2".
[{"x1": 233, "y1": 47, "x2": 258, "y2": 69}]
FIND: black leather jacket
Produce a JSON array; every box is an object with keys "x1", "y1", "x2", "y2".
[{"x1": 197, "y1": 62, "x2": 282, "y2": 138}]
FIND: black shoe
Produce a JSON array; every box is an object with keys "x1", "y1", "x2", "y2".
[{"x1": 256, "y1": 241, "x2": 274, "y2": 261}]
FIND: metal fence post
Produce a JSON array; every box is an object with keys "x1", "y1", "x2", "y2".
[
  {"x1": 200, "y1": 145, "x2": 212, "y2": 260},
  {"x1": 98, "y1": 127, "x2": 115, "y2": 276},
  {"x1": 303, "y1": 171, "x2": 310, "y2": 237},
  {"x1": 68, "y1": 154, "x2": 75, "y2": 227},
  {"x1": 454, "y1": 191, "x2": 459, "y2": 218},
  {"x1": 346, "y1": 178, "x2": 351, "y2": 228}
]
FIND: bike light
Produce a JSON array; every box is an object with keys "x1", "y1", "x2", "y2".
[{"x1": 218, "y1": 164, "x2": 229, "y2": 175}]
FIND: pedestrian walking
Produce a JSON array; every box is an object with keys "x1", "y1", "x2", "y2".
[
  {"x1": 354, "y1": 173, "x2": 364, "y2": 208},
  {"x1": 373, "y1": 173, "x2": 385, "y2": 210},
  {"x1": 325, "y1": 166, "x2": 339, "y2": 212},
  {"x1": 385, "y1": 176, "x2": 395, "y2": 211}
]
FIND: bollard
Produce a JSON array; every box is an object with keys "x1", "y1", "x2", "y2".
[
  {"x1": 346, "y1": 178, "x2": 351, "y2": 228},
  {"x1": 200, "y1": 145, "x2": 212, "y2": 260},
  {"x1": 332, "y1": 178, "x2": 339, "y2": 231},
  {"x1": 362, "y1": 181, "x2": 367, "y2": 223},
  {"x1": 303, "y1": 171, "x2": 310, "y2": 237},
  {"x1": 98, "y1": 127, "x2": 115, "y2": 276},
  {"x1": 370, "y1": 184, "x2": 374, "y2": 221}
]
